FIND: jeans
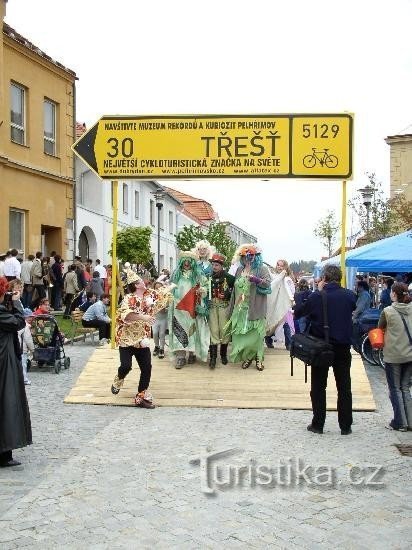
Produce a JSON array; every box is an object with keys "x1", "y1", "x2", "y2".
[
  {"x1": 384, "y1": 362, "x2": 412, "y2": 429},
  {"x1": 51, "y1": 285, "x2": 62, "y2": 310},
  {"x1": 310, "y1": 344, "x2": 353, "y2": 430},
  {"x1": 22, "y1": 284, "x2": 33, "y2": 309},
  {"x1": 118, "y1": 346, "x2": 152, "y2": 393},
  {"x1": 21, "y1": 352, "x2": 30, "y2": 383},
  {"x1": 283, "y1": 322, "x2": 291, "y2": 350},
  {"x1": 153, "y1": 313, "x2": 167, "y2": 349}
]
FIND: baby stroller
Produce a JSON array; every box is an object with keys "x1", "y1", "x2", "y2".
[{"x1": 30, "y1": 315, "x2": 70, "y2": 374}]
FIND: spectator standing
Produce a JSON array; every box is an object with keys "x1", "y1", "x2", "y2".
[
  {"x1": 0, "y1": 277, "x2": 32, "y2": 467},
  {"x1": 294, "y1": 265, "x2": 357, "y2": 435},
  {"x1": 152, "y1": 281, "x2": 169, "y2": 360},
  {"x1": 74, "y1": 256, "x2": 87, "y2": 291},
  {"x1": 81, "y1": 294, "x2": 111, "y2": 344},
  {"x1": 3, "y1": 249, "x2": 21, "y2": 281},
  {"x1": 18, "y1": 308, "x2": 34, "y2": 385},
  {"x1": 0, "y1": 253, "x2": 6, "y2": 277},
  {"x1": 94, "y1": 259, "x2": 107, "y2": 283},
  {"x1": 30, "y1": 252, "x2": 46, "y2": 309},
  {"x1": 20, "y1": 254, "x2": 34, "y2": 308},
  {"x1": 378, "y1": 282, "x2": 412, "y2": 431},
  {"x1": 63, "y1": 265, "x2": 80, "y2": 318},
  {"x1": 352, "y1": 280, "x2": 372, "y2": 352},
  {"x1": 293, "y1": 279, "x2": 312, "y2": 333},
  {"x1": 51, "y1": 255, "x2": 64, "y2": 311},
  {"x1": 88, "y1": 271, "x2": 104, "y2": 299},
  {"x1": 379, "y1": 277, "x2": 394, "y2": 310}
]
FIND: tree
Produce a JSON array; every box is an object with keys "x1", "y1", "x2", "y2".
[
  {"x1": 348, "y1": 172, "x2": 412, "y2": 244},
  {"x1": 109, "y1": 226, "x2": 152, "y2": 265},
  {"x1": 176, "y1": 222, "x2": 237, "y2": 268},
  {"x1": 290, "y1": 260, "x2": 317, "y2": 274},
  {"x1": 313, "y1": 210, "x2": 340, "y2": 257},
  {"x1": 348, "y1": 173, "x2": 392, "y2": 243}
]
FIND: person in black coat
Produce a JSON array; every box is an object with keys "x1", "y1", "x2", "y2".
[
  {"x1": 294, "y1": 265, "x2": 357, "y2": 436},
  {"x1": 0, "y1": 277, "x2": 32, "y2": 467}
]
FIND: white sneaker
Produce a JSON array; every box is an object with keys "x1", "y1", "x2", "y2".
[{"x1": 99, "y1": 338, "x2": 108, "y2": 346}]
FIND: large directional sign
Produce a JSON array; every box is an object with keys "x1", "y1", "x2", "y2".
[{"x1": 72, "y1": 114, "x2": 353, "y2": 179}]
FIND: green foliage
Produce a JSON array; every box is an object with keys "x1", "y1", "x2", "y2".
[
  {"x1": 290, "y1": 260, "x2": 317, "y2": 274},
  {"x1": 109, "y1": 226, "x2": 152, "y2": 265},
  {"x1": 176, "y1": 225, "x2": 204, "y2": 251},
  {"x1": 347, "y1": 172, "x2": 412, "y2": 244},
  {"x1": 176, "y1": 222, "x2": 237, "y2": 268},
  {"x1": 313, "y1": 210, "x2": 340, "y2": 257}
]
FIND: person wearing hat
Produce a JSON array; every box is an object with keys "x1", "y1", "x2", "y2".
[
  {"x1": 226, "y1": 244, "x2": 271, "y2": 371},
  {"x1": 208, "y1": 253, "x2": 235, "y2": 368},
  {"x1": 169, "y1": 251, "x2": 210, "y2": 368},
  {"x1": 110, "y1": 269, "x2": 170, "y2": 407}
]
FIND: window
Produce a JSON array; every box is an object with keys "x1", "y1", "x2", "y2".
[
  {"x1": 10, "y1": 83, "x2": 25, "y2": 145},
  {"x1": 9, "y1": 209, "x2": 25, "y2": 252},
  {"x1": 134, "y1": 191, "x2": 140, "y2": 219},
  {"x1": 44, "y1": 99, "x2": 57, "y2": 155},
  {"x1": 159, "y1": 206, "x2": 164, "y2": 230},
  {"x1": 123, "y1": 183, "x2": 129, "y2": 214},
  {"x1": 160, "y1": 255, "x2": 164, "y2": 270},
  {"x1": 150, "y1": 200, "x2": 155, "y2": 225},
  {"x1": 169, "y1": 211, "x2": 174, "y2": 234},
  {"x1": 169, "y1": 257, "x2": 174, "y2": 272}
]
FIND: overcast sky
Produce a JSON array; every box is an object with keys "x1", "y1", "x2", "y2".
[{"x1": 6, "y1": 0, "x2": 412, "y2": 265}]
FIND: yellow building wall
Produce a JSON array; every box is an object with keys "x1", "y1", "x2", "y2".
[
  {"x1": 0, "y1": 9, "x2": 76, "y2": 257},
  {"x1": 386, "y1": 136, "x2": 412, "y2": 201}
]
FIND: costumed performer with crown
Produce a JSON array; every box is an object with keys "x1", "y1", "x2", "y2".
[{"x1": 226, "y1": 244, "x2": 271, "y2": 371}]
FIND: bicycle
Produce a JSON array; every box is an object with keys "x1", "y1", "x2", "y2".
[
  {"x1": 360, "y1": 332, "x2": 385, "y2": 369},
  {"x1": 303, "y1": 148, "x2": 338, "y2": 169}
]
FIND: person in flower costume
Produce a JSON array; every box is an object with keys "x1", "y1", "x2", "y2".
[
  {"x1": 110, "y1": 269, "x2": 171, "y2": 407},
  {"x1": 226, "y1": 244, "x2": 271, "y2": 371},
  {"x1": 168, "y1": 251, "x2": 210, "y2": 368}
]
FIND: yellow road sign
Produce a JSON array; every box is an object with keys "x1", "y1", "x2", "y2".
[{"x1": 72, "y1": 114, "x2": 353, "y2": 179}]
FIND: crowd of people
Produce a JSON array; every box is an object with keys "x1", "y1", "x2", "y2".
[{"x1": 1, "y1": 242, "x2": 411, "y2": 469}]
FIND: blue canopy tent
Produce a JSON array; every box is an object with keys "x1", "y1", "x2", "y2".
[
  {"x1": 345, "y1": 230, "x2": 412, "y2": 272},
  {"x1": 314, "y1": 230, "x2": 412, "y2": 288}
]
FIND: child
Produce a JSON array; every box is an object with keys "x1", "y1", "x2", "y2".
[
  {"x1": 152, "y1": 281, "x2": 168, "y2": 359},
  {"x1": 19, "y1": 308, "x2": 35, "y2": 385}
]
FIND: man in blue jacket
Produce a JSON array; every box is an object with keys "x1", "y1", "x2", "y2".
[{"x1": 294, "y1": 264, "x2": 357, "y2": 435}]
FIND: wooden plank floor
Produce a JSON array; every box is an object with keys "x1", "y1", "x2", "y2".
[{"x1": 64, "y1": 346, "x2": 376, "y2": 410}]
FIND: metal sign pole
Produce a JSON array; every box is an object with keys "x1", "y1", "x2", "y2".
[
  {"x1": 340, "y1": 180, "x2": 347, "y2": 288},
  {"x1": 110, "y1": 180, "x2": 118, "y2": 348}
]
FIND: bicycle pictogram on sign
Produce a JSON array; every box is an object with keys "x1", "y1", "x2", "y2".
[{"x1": 303, "y1": 148, "x2": 338, "y2": 169}]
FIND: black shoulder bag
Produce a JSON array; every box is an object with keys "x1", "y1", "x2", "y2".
[{"x1": 290, "y1": 291, "x2": 335, "y2": 383}]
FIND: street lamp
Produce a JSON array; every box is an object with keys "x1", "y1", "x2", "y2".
[
  {"x1": 151, "y1": 189, "x2": 165, "y2": 276},
  {"x1": 358, "y1": 185, "x2": 375, "y2": 233}
]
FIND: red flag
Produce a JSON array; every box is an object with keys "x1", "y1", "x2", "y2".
[{"x1": 176, "y1": 285, "x2": 198, "y2": 318}]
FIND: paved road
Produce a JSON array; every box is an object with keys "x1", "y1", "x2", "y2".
[{"x1": 1, "y1": 343, "x2": 411, "y2": 549}]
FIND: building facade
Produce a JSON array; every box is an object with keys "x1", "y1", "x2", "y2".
[
  {"x1": 385, "y1": 130, "x2": 412, "y2": 201},
  {"x1": 221, "y1": 221, "x2": 257, "y2": 246},
  {"x1": 75, "y1": 156, "x2": 181, "y2": 271},
  {"x1": 0, "y1": 4, "x2": 77, "y2": 258}
]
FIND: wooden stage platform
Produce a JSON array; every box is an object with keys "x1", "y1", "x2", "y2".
[{"x1": 64, "y1": 346, "x2": 376, "y2": 410}]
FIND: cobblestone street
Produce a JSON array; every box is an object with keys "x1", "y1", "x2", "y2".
[{"x1": 0, "y1": 343, "x2": 411, "y2": 549}]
